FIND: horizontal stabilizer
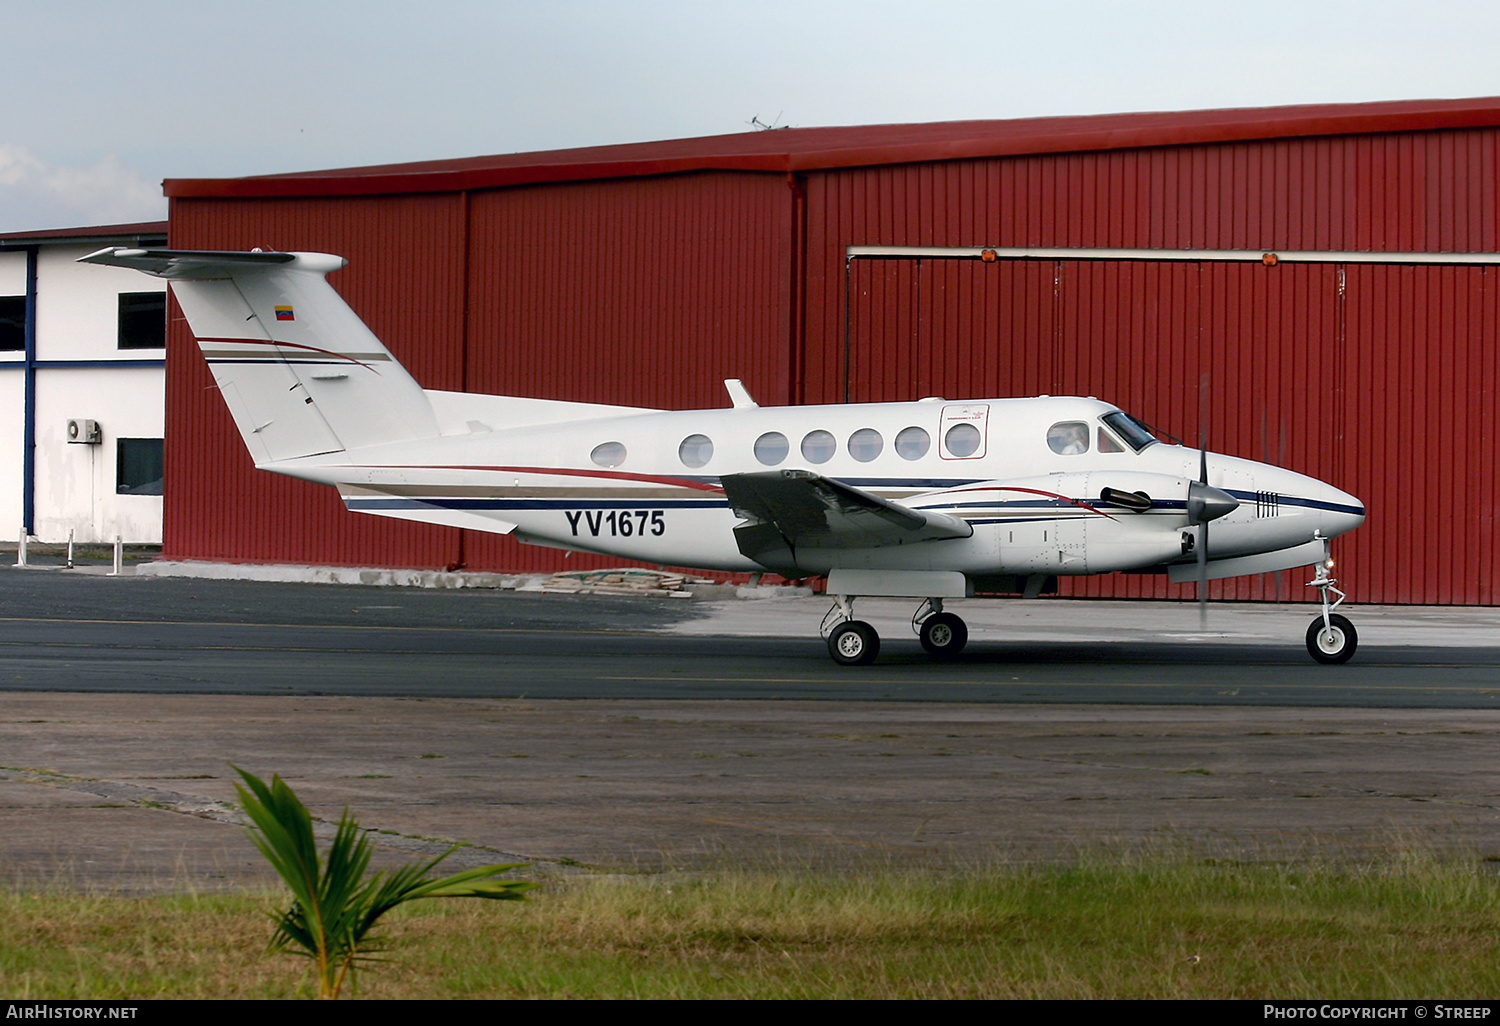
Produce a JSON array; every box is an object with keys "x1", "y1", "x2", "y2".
[{"x1": 78, "y1": 248, "x2": 302, "y2": 278}]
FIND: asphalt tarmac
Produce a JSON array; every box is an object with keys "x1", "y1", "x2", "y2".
[{"x1": 2, "y1": 564, "x2": 1499, "y2": 889}]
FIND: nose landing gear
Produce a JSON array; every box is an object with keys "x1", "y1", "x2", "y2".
[{"x1": 1305, "y1": 536, "x2": 1356, "y2": 664}]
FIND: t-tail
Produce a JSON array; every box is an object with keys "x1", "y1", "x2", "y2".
[{"x1": 80, "y1": 248, "x2": 439, "y2": 465}]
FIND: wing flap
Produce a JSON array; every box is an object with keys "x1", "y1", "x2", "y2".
[{"x1": 719, "y1": 470, "x2": 971, "y2": 570}]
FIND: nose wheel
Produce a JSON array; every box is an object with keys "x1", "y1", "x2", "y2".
[{"x1": 1306, "y1": 613, "x2": 1357, "y2": 664}]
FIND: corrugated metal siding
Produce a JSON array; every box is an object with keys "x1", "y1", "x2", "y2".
[
  {"x1": 166, "y1": 195, "x2": 468, "y2": 568},
  {"x1": 164, "y1": 122, "x2": 1500, "y2": 604},
  {"x1": 465, "y1": 172, "x2": 792, "y2": 408},
  {"x1": 461, "y1": 170, "x2": 794, "y2": 573},
  {"x1": 167, "y1": 174, "x2": 794, "y2": 574},
  {"x1": 809, "y1": 129, "x2": 1500, "y2": 604}
]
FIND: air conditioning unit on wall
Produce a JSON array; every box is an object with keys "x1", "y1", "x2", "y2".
[{"x1": 67, "y1": 419, "x2": 101, "y2": 444}]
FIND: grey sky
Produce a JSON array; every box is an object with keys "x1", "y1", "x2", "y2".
[{"x1": 3, "y1": 0, "x2": 1498, "y2": 232}]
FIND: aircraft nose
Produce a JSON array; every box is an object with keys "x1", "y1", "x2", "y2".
[{"x1": 1318, "y1": 482, "x2": 1366, "y2": 539}]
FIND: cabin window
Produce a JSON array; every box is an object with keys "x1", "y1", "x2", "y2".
[
  {"x1": 1097, "y1": 426, "x2": 1125, "y2": 453},
  {"x1": 1047, "y1": 421, "x2": 1090, "y2": 455},
  {"x1": 801, "y1": 429, "x2": 836, "y2": 464},
  {"x1": 895, "y1": 426, "x2": 930, "y2": 460},
  {"x1": 754, "y1": 431, "x2": 788, "y2": 466},
  {"x1": 847, "y1": 428, "x2": 883, "y2": 462},
  {"x1": 944, "y1": 422, "x2": 981, "y2": 458},
  {"x1": 894, "y1": 426, "x2": 930, "y2": 456},
  {"x1": 590, "y1": 441, "x2": 627, "y2": 468},
  {"x1": 678, "y1": 433, "x2": 713, "y2": 468}
]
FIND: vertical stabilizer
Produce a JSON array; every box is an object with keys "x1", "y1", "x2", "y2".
[{"x1": 80, "y1": 248, "x2": 439, "y2": 463}]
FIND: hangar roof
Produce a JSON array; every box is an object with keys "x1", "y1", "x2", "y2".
[
  {"x1": 0, "y1": 221, "x2": 167, "y2": 249},
  {"x1": 165, "y1": 97, "x2": 1500, "y2": 200}
]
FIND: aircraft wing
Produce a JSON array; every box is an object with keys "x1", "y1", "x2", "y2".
[{"x1": 720, "y1": 470, "x2": 972, "y2": 572}]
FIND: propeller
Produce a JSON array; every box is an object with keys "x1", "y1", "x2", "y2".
[
  {"x1": 1185, "y1": 374, "x2": 1241, "y2": 628},
  {"x1": 1196, "y1": 375, "x2": 1210, "y2": 628}
]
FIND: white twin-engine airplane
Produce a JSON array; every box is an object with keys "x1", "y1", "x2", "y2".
[{"x1": 83, "y1": 247, "x2": 1367, "y2": 666}]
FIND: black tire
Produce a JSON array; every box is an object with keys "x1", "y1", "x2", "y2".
[
  {"x1": 1306, "y1": 613, "x2": 1357, "y2": 664},
  {"x1": 828, "y1": 620, "x2": 880, "y2": 666},
  {"x1": 919, "y1": 612, "x2": 968, "y2": 658}
]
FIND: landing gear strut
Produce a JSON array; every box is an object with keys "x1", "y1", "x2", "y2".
[
  {"x1": 822, "y1": 595, "x2": 879, "y2": 665},
  {"x1": 1305, "y1": 536, "x2": 1357, "y2": 664},
  {"x1": 820, "y1": 595, "x2": 970, "y2": 666}
]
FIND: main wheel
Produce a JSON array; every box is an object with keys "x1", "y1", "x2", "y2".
[
  {"x1": 828, "y1": 620, "x2": 880, "y2": 666},
  {"x1": 1306, "y1": 613, "x2": 1357, "y2": 664},
  {"x1": 919, "y1": 612, "x2": 968, "y2": 658}
]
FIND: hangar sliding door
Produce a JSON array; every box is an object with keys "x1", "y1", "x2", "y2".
[
  {"x1": 845, "y1": 257, "x2": 1057, "y2": 403},
  {"x1": 846, "y1": 251, "x2": 1500, "y2": 604}
]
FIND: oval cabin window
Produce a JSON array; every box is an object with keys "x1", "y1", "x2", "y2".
[
  {"x1": 848, "y1": 428, "x2": 883, "y2": 463},
  {"x1": 801, "y1": 430, "x2": 837, "y2": 464},
  {"x1": 678, "y1": 433, "x2": 714, "y2": 468},
  {"x1": 754, "y1": 431, "x2": 789, "y2": 466},
  {"x1": 895, "y1": 426, "x2": 930, "y2": 460},
  {"x1": 944, "y1": 422, "x2": 981, "y2": 458},
  {"x1": 590, "y1": 441, "x2": 627, "y2": 468}
]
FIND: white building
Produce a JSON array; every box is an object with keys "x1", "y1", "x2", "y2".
[{"x1": 0, "y1": 222, "x2": 169, "y2": 544}]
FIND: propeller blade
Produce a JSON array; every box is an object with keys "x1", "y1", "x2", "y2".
[
  {"x1": 1198, "y1": 372, "x2": 1210, "y2": 628},
  {"x1": 1198, "y1": 522, "x2": 1208, "y2": 628}
]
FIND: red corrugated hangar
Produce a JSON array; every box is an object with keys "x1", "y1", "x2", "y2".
[{"x1": 162, "y1": 97, "x2": 1500, "y2": 605}]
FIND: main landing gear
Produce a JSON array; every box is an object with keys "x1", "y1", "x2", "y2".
[
  {"x1": 821, "y1": 596, "x2": 968, "y2": 666},
  {"x1": 1305, "y1": 539, "x2": 1357, "y2": 664}
]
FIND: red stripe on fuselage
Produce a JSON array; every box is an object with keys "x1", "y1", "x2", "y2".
[{"x1": 334, "y1": 464, "x2": 726, "y2": 493}]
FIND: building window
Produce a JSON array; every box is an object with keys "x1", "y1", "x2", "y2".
[
  {"x1": 118, "y1": 292, "x2": 165, "y2": 350},
  {"x1": 0, "y1": 296, "x2": 23, "y2": 351},
  {"x1": 117, "y1": 438, "x2": 164, "y2": 495}
]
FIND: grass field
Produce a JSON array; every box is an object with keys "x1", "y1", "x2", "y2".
[{"x1": 4, "y1": 856, "x2": 1500, "y2": 999}]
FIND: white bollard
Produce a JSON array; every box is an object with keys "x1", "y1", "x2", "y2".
[
  {"x1": 110, "y1": 535, "x2": 123, "y2": 576},
  {"x1": 15, "y1": 528, "x2": 26, "y2": 567},
  {"x1": 66, "y1": 529, "x2": 74, "y2": 570}
]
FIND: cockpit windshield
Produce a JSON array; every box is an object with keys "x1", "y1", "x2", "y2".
[{"x1": 1100, "y1": 411, "x2": 1159, "y2": 452}]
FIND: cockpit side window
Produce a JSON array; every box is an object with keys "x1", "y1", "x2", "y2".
[
  {"x1": 1097, "y1": 426, "x2": 1125, "y2": 453},
  {"x1": 1100, "y1": 411, "x2": 1158, "y2": 452},
  {"x1": 1047, "y1": 421, "x2": 1090, "y2": 455}
]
